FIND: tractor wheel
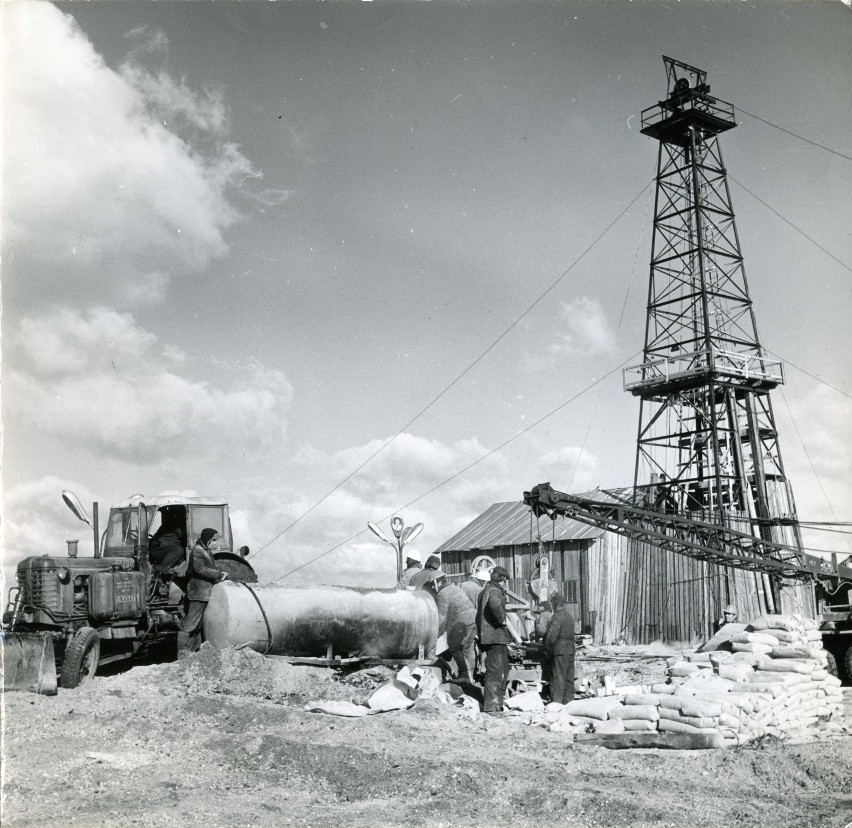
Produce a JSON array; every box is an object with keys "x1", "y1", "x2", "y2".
[
  {"x1": 470, "y1": 555, "x2": 496, "y2": 581},
  {"x1": 59, "y1": 626, "x2": 100, "y2": 689}
]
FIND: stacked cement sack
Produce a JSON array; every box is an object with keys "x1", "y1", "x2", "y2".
[{"x1": 544, "y1": 614, "x2": 843, "y2": 747}]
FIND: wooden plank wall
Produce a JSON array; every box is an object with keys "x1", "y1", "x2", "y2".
[{"x1": 585, "y1": 533, "x2": 816, "y2": 646}]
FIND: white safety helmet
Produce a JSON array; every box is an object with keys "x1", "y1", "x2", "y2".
[{"x1": 405, "y1": 550, "x2": 421, "y2": 563}]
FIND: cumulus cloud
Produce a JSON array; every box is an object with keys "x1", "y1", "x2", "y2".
[
  {"x1": 2, "y1": 2, "x2": 256, "y2": 306},
  {"x1": 238, "y1": 432, "x2": 510, "y2": 585},
  {"x1": 241, "y1": 431, "x2": 603, "y2": 588},
  {"x1": 1, "y1": 477, "x2": 105, "y2": 598},
  {"x1": 538, "y1": 445, "x2": 602, "y2": 493},
  {"x1": 6, "y1": 307, "x2": 293, "y2": 465},
  {"x1": 548, "y1": 296, "x2": 617, "y2": 357},
  {"x1": 3, "y1": 476, "x2": 102, "y2": 560}
]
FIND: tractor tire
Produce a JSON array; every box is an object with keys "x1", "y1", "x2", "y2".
[{"x1": 59, "y1": 626, "x2": 100, "y2": 689}]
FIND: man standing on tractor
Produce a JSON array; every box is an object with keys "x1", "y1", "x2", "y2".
[
  {"x1": 476, "y1": 565, "x2": 513, "y2": 715},
  {"x1": 178, "y1": 528, "x2": 228, "y2": 655}
]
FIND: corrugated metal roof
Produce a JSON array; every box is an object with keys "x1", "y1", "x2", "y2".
[{"x1": 434, "y1": 492, "x2": 610, "y2": 554}]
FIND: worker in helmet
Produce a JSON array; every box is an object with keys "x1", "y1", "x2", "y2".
[
  {"x1": 398, "y1": 550, "x2": 422, "y2": 588},
  {"x1": 460, "y1": 566, "x2": 489, "y2": 607},
  {"x1": 714, "y1": 604, "x2": 738, "y2": 633},
  {"x1": 410, "y1": 554, "x2": 442, "y2": 589},
  {"x1": 426, "y1": 570, "x2": 477, "y2": 684}
]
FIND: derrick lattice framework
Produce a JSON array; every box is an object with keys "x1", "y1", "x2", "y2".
[{"x1": 624, "y1": 57, "x2": 802, "y2": 564}]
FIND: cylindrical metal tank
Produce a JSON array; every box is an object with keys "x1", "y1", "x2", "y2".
[{"x1": 203, "y1": 582, "x2": 438, "y2": 659}]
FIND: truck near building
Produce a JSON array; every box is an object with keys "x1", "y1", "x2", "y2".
[{"x1": 3, "y1": 491, "x2": 256, "y2": 693}]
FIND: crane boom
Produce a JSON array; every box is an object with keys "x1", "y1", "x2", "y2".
[{"x1": 523, "y1": 483, "x2": 848, "y2": 583}]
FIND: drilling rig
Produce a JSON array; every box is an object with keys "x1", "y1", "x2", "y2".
[{"x1": 525, "y1": 57, "x2": 852, "y2": 678}]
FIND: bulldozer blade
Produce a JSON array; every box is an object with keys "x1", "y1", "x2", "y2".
[{"x1": 2, "y1": 632, "x2": 58, "y2": 696}]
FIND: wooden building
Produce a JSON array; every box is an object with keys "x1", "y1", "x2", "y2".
[{"x1": 433, "y1": 493, "x2": 817, "y2": 646}]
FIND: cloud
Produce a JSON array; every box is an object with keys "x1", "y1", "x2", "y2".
[
  {"x1": 239, "y1": 432, "x2": 509, "y2": 584},
  {"x1": 547, "y1": 296, "x2": 617, "y2": 357},
  {"x1": 242, "y1": 431, "x2": 603, "y2": 587},
  {"x1": 2, "y1": 2, "x2": 257, "y2": 306},
  {"x1": 538, "y1": 446, "x2": 602, "y2": 493},
  {"x1": 1, "y1": 476, "x2": 104, "y2": 596},
  {"x1": 3, "y1": 476, "x2": 102, "y2": 560},
  {"x1": 7, "y1": 308, "x2": 294, "y2": 466},
  {"x1": 777, "y1": 384, "x2": 852, "y2": 556}
]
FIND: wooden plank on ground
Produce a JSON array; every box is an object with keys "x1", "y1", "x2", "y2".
[{"x1": 574, "y1": 732, "x2": 725, "y2": 750}]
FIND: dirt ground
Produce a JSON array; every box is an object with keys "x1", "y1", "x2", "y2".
[{"x1": 2, "y1": 646, "x2": 851, "y2": 828}]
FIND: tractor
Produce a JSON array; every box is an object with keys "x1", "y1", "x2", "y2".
[{"x1": 3, "y1": 491, "x2": 256, "y2": 693}]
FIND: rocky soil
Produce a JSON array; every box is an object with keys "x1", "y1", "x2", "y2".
[{"x1": 3, "y1": 646, "x2": 851, "y2": 828}]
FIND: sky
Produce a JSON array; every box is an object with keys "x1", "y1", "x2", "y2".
[{"x1": 2, "y1": 0, "x2": 850, "y2": 592}]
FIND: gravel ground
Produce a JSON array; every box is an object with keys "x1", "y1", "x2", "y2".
[{"x1": 2, "y1": 646, "x2": 851, "y2": 828}]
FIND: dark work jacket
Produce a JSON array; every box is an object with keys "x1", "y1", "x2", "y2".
[
  {"x1": 409, "y1": 567, "x2": 439, "y2": 590},
  {"x1": 535, "y1": 610, "x2": 553, "y2": 641},
  {"x1": 435, "y1": 583, "x2": 477, "y2": 636},
  {"x1": 148, "y1": 530, "x2": 186, "y2": 574},
  {"x1": 459, "y1": 579, "x2": 483, "y2": 607},
  {"x1": 477, "y1": 582, "x2": 512, "y2": 646},
  {"x1": 544, "y1": 605, "x2": 576, "y2": 656},
  {"x1": 187, "y1": 542, "x2": 224, "y2": 601},
  {"x1": 398, "y1": 564, "x2": 422, "y2": 588}
]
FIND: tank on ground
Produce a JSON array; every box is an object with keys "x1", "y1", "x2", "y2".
[{"x1": 204, "y1": 582, "x2": 439, "y2": 659}]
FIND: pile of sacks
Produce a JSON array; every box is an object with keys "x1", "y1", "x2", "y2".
[{"x1": 542, "y1": 614, "x2": 844, "y2": 747}]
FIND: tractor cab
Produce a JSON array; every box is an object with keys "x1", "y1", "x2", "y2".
[{"x1": 103, "y1": 495, "x2": 233, "y2": 559}]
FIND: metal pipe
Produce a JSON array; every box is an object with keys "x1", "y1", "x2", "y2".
[
  {"x1": 203, "y1": 582, "x2": 439, "y2": 659},
  {"x1": 92, "y1": 501, "x2": 100, "y2": 558}
]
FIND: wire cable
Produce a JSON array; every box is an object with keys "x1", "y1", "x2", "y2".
[
  {"x1": 778, "y1": 389, "x2": 852, "y2": 555},
  {"x1": 766, "y1": 350, "x2": 852, "y2": 401},
  {"x1": 272, "y1": 352, "x2": 639, "y2": 582},
  {"x1": 568, "y1": 173, "x2": 654, "y2": 492},
  {"x1": 737, "y1": 106, "x2": 852, "y2": 163},
  {"x1": 729, "y1": 174, "x2": 852, "y2": 275},
  {"x1": 250, "y1": 180, "x2": 653, "y2": 561}
]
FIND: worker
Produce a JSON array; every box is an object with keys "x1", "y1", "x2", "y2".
[
  {"x1": 148, "y1": 526, "x2": 186, "y2": 576},
  {"x1": 427, "y1": 571, "x2": 477, "y2": 684},
  {"x1": 410, "y1": 554, "x2": 442, "y2": 589},
  {"x1": 654, "y1": 473, "x2": 678, "y2": 514},
  {"x1": 398, "y1": 550, "x2": 423, "y2": 588},
  {"x1": 238, "y1": 546, "x2": 250, "y2": 558},
  {"x1": 534, "y1": 600, "x2": 553, "y2": 641},
  {"x1": 544, "y1": 593, "x2": 576, "y2": 704},
  {"x1": 713, "y1": 604, "x2": 738, "y2": 633},
  {"x1": 476, "y1": 565, "x2": 513, "y2": 715},
  {"x1": 177, "y1": 528, "x2": 228, "y2": 655},
  {"x1": 459, "y1": 566, "x2": 489, "y2": 607}
]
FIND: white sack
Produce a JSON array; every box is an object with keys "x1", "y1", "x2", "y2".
[{"x1": 562, "y1": 697, "x2": 623, "y2": 721}]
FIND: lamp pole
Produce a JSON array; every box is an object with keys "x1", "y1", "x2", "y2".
[{"x1": 367, "y1": 516, "x2": 424, "y2": 586}]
